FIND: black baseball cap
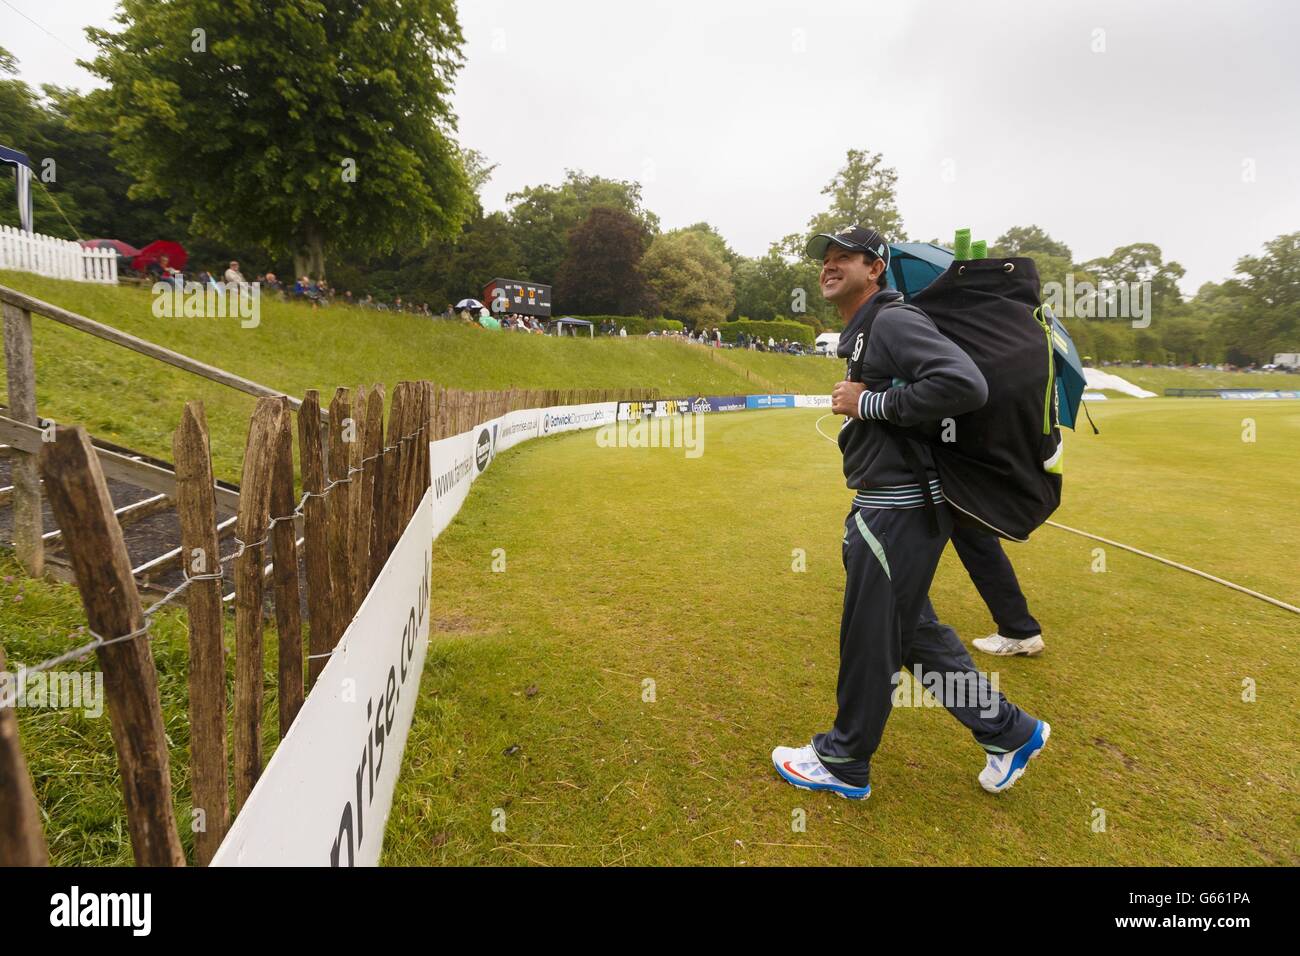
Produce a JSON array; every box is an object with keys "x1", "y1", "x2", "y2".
[{"x1": 805, "y1": 225, "x2": 891, "y2": 269}]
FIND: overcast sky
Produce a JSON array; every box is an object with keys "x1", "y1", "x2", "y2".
[{"x1": 4, "y1": 0, "x2": 1297, "y2": 293}]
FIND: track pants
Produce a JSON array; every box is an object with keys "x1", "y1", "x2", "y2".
[
  {"x1": 950, "y1": 523, "x2": 1042, "y2": 639},
  {"x1": 812, "y1": 502, "x2": 1039, "y2": 787}
]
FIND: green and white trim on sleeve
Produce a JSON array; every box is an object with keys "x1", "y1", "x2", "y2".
[{"x1": 857, "y1": 389, "x2": 889, "y2": 421}]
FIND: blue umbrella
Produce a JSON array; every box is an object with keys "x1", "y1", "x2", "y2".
[{"x1": 886, "y1": 242, "x2": 954, "y2": 300}]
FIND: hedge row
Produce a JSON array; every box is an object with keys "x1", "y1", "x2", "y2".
[
  {"x1": 571, "y1": 315, "x2": 685, "y2": 335},
  {"x1": 722, "y1": 319, "x2": 816, "y2": 346},
  {"x1": 566, "y1": 314, "x2": 814, "y2": 344}
]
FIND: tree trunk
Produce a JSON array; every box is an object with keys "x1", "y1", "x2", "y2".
[
  {"x1": 307, "y1": 226, "x2": 326, "y2": 280},
  {"x1": 293, "y1": 226, "x2": 327, "y2": 280}
]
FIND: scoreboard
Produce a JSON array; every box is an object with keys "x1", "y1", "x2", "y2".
[{"x1": 482, "y1": 278, "x2": 552, "y2": 318}]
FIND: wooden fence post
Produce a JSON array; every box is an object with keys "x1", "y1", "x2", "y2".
[
  {"x1": 326, "y1": 388, "x2": 354, "y2": 644},
  {"x1": 366, "y1": 384, "x2": 387, "y2": 587},
  {"x1": 402, "y1": 384, "x2": 425, "y2": 524},
  {"x1": 340, "y1": 384, "x2": 367, "y2": 624},
  {"x1": 232, "y1": 397, "x2": 281, "y2": 810},
  {"x1": 39, "y1": 426, "x2": 185, "y2": 866},
  {"x1": 444, "y1": 386, "x2": 457, "y2": 436},
  {"x1": 350, "y1": 386, "x2": 381, "y2": 610},
  {"x1": 172, "y1": 401, "x2": 229, "y2": 865},
  {"x1": 298, "y1": 390, "x2": 332, "y2": 689},
  {"x1": 418, "y1": 382, "x2": 432, "y2": 501},
  {"x1": 384, "y1": 383, "x2": 409, "y2": 556},
  {"x1": 270, "y1": 398, "x2": 304, "y2": 737},
  {"x1": 0, "y1": 644, "x2": 48, "y2": 866},
  {"x1": 3, "y1": 302, "x2": 43, "y2": 576}
]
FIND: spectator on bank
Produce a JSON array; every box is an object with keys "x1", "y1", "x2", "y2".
[
  {"x1": 148, "y1": 255, "x2": 181, "y2": 284},
  {"x1": 224, "y1": 260, "x2": 245, "y2": 285},
  {"x1": 303, "y1": 277, "x2": 328, "y2": 309}
]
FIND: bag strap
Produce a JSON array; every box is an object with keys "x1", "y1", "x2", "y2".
[{"x1": 846, "y1": 301, "x2": 941, "y2": 535}]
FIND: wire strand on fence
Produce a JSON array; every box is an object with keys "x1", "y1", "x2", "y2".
[{"x1": 0, "y1": 415, "x2": 433, "y2": 702}]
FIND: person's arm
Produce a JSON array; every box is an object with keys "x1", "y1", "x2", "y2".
[{"x1": 855, "y1": 306, "x2": 987, "y2": 426}]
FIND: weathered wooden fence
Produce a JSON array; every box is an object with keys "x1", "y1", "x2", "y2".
[
  {"x1": 0, "y1": 381, "x2": 656, "y2": 865},
  {"x1": 0, "y1": 281, "x2": 660, "y2": 865}
]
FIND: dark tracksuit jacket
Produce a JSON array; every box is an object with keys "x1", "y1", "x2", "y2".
[{"x1": 811, "y1": 290, "x2": 1039, "y2": 785}]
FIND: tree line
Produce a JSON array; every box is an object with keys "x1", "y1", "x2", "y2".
[{"x1": 0, "y1": 0, "x2": 1293, "y2": 364}]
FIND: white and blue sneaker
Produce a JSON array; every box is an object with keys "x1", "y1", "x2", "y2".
[
  {"x1": 979, "y1": 720, "x2": 1051, "y2": 793},
  {"x1": 772, "y1": 744, "x2": 871, "y2": 800}
]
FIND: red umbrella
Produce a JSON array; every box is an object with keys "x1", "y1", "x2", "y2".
[
  {"x1": 80, "y1": 238, "x2": 141, "y2": 257},
  {"x1": 132, "y1": 239, "x2": 188, "y2": 272}
]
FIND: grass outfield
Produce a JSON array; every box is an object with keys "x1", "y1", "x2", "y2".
[
  {"x1": 2, "y1": 271, "x2": 1296, "y2": 864},
  {"x1": 0, "y1": 272, "x2": 840, "y2": 481},
  {"x1": 383, "y1": 399, "x2": 1299, "y2": 865},
  {"x1": 0, "y1": 565, "x2": 288, "y2": 865}
]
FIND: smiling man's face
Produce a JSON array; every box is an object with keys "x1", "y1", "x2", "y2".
[{"x1": 820, "y1": 246, "x2": 881, "y2": 305}]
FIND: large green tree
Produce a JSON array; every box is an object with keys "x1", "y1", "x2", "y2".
[
  {"x1": 640, "y1": 230, "x2": 734, "y2": 328},
  {"x1": 79, "y1": 0, "x2": 473, "y2": 277},
  {"x1": 554, "y1": 206, "x2": 649, "y2": 315},
  {"x1": 992, "y1": 224, "x2": 1072, "y2": 260},
  {"x1": 1236, "y1": 232, "x2": 1299, "y2": 321},
  {"x1": 1, "y1": 47, "x2": 177, "y2": 243},
  {"x1": 330, "y1": 208, "x2": 523, "y2": 307},
  {"x1": 1, "y1": 48, "x2": 85, "y2": 238},
  {"x1": 506, "y1": 170, "x2": 659, "y2": 284},
  {"x1": 1208, "y1": 233, "x2": 1300, "y2": 363},
  {"x1": 1083, "y1": 242, "x2": 1186, "y2": 322},
  {"x1": 732, "y1": 244, "x2": 835, "y2": 330},
  {"x1": 796, "y1": 148, "x2": 904, "y2": 249},
  {"x1": 991, "y1": 224, "x2": 1075, "y2": 291}
]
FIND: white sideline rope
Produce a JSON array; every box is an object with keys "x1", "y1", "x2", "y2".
[
  {"x1": 1042, "y1": 520, "x2": 1299, "y2": 615},
  {"x1": 814, "y1": 413, "x2": 839, "y2": 446},
  {"x1": 811, "y1": 412, "x2": 1299, "y2": 616}
]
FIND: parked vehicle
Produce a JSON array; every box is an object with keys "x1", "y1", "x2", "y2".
[{"x1": 815, "y1": 332, "x2": 840, "y2": 356}]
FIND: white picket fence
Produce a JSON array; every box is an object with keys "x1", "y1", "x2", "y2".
[{"x1": 0, "y1": 225, "x2": 118, "y2": 283}]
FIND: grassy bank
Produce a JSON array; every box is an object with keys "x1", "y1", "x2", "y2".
[{"x1": 0, "y1": 272, "x2": 840, "y2": 481}]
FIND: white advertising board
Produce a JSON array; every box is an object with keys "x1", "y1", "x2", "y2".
[{"x1": 211, "y1": 487, "x2": 434, "y2": 867}]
